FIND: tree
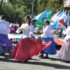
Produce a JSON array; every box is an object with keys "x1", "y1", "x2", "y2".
[
  {"x1": 0, "y1": 0, "x2": 3, "y2": 8},
  {"x1": 0, "y1": 0, "x2": 63, "y2": 24}
]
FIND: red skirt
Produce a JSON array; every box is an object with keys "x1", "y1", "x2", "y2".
[{"x1": 10, "y1": 38, "x2": 51, "y2": 61}]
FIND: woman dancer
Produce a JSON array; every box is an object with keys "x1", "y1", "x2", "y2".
[
  {"x1": 40, "y1": 20, "x2": 56, "y2": 58},
  {"x1": 56, "y1": 21, "x2": 70, "y2": 62}
]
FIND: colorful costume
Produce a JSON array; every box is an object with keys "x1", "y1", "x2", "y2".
[
  {"x1": 0, "y1": 19, "x2": 13, "y2": 53},
  {"x1": 10, "y1": 38, "x2": 51, "y2": 61},
  {"x1": 41, "y1": 25, "x2": 56, "y2": 54},
  {"x1": 56, "y1": 26, "x2": 70, "y2": 61}
]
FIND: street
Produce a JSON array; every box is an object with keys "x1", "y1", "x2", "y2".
[
  {"x1": 0, "y1": 54, "x2": 70, "y2": 70},
  {"x1": 0, "y1": 0, "x2": 70, "y2": 70}
]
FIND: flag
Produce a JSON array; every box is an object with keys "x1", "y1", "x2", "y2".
[
  {"x1": 32, "y1": 9, "x2": 52, "y2": 21},
  {"x1": 50, "y1": 11, "x2": 65, "y2": 29}
]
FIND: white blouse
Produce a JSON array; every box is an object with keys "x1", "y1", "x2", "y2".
[
  {"x1": 41, "y1": 25, "x2": 53, "y2": 38},
  {"x1": 16, "y1": 23, "x2": 31, "y2": 38}
]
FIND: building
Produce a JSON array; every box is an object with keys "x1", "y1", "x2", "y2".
[
  {"x1": 64, "y1": 0, "x2": 70, "y2": 8},
  {"x1": 64, "y1": 0, "x2": 70, "y2": 16}
]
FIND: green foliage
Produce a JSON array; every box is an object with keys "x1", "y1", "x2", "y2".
[{"x1": 0, "y1": 0, "x2": 63, "y2": 24}]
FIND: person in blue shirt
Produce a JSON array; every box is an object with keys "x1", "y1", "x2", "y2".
[{"x1": 0, "y1": 16, "x2": 14, "y2": 55}]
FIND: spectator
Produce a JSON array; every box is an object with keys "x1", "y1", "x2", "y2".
[{"x1": 10, "y1": 21, "x2": 19, "y2": 33}]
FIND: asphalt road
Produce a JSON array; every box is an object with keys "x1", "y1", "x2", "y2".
[
  {"x1": 0, "y1": 54, "x2": 70, "y2": 70},
  {"x1": 0, "y1": 34, "x2": 69, "y2": 70}
]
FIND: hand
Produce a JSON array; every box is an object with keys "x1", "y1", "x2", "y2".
[{"x1": 19, "y1": 28, "x2": 24, "y2": 32}]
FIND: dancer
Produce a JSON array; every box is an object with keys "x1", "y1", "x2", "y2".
[
  {"x1": 40, "y1": 20, "x2": 56, "y2": 58},
  {"x1": 11, "y1": 16, "x2": 51, "y2": 62},
  {"x1": 11, "y1": 16, "x2": 36, "y2": 62},
  {"x1": 0, "y1": 16, "x2": 14, "y2": 55},
  {"x1": 56, "y1": 21, "x2": 70, "y2": 62}
]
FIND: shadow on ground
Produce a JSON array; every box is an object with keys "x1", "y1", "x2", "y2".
[{"x1": 0, "y1": 55, "x2": 70, "y2": 70}]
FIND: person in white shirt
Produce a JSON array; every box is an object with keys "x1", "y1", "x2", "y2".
[
  {"x1": 11, "y1": 16, "x2": 36, "y2": 61},
  {"x1": 56, "y1": 21, "x2": 70, "y2": 62},
  {"x1": 16, "y1": 16, "x2": 34, "y2": 38},
  {"x1": 0, "y1": 16, "x2": 14, "y2": 55},
  {"x1": 40, "y1": 20, "x2": 56, "y2": 58}
]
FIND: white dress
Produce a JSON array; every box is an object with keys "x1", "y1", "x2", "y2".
[{"x1": 56, "y1": 26, "x2": 70, "y2": 61}]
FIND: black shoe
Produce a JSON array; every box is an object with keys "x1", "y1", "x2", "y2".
[
  {"x1": 39, "y1": 54, "x2": 49, "y2": 59},
  {"x1": 62, "y1": 60, "x2": 70, "y2": 63}
]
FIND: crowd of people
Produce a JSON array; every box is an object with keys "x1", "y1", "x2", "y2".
[{"x1": 0, "y1": 13, "x2": 70, "y2": 63}]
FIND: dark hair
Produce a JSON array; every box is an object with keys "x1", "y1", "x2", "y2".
[
  {"x1": 2, "y1": 15, "x2": 6, "y2": 20},
  {"x1": 24, "y1": 15, "x2": 31, "y2": 25},
  {"x1": 44, "y1": 20, "x2": 50, "y2": 25},
  {"x1": 1, "y1": 15, "x2": 10, "y2": 22}
]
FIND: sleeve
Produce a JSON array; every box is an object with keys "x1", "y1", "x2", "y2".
[
  {"x1": 19, "y1": 24, "x2": 27, "y2": 29},
  {"x1": 19, "y1": 24, "x2": 24, "y2": 29},
  {"x1": 41, "y1": 26, "x2": 48, "y2": 37},
  {"x1": 16, "y1": 24, "x2": 23, "y2": 33},
  {"x1": 43, "y1": 27, "x2": 48, "y2": 34},
  {"x1": 9, "y1": 23, "x2": 12, "y2": 27},
  {"x1": 16, "y1": 24, "x2": 27, "y2": 33},
  {"x1": 16, "y1": 28, "x2": 21, "y2": 33}
]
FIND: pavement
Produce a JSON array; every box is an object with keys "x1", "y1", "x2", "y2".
[
  {"x1": 0, "y1": 54, "x2": 70, "y2": 70},
  {"x1": 0, "y1": 34, "x2": 70, "y2": 70}
]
